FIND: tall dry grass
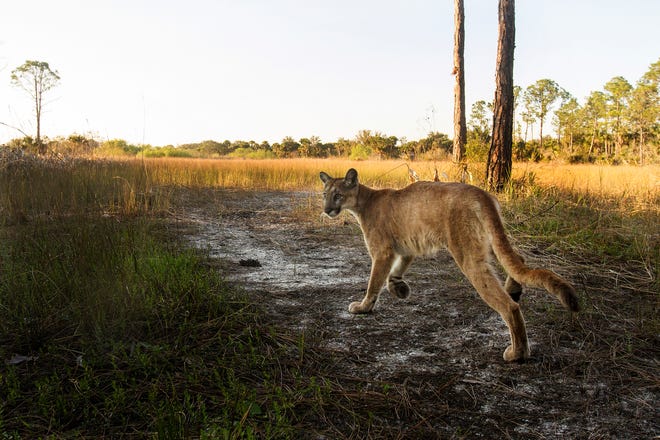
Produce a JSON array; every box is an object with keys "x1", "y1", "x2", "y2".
[
  {"x1": 140, "y1": 157, "x2": 658, "y2": 203},
  {"x1": 2, "y1": 152, "x2": 656, "y2": 236},
  {"x1": 124, "y1": 157, "x2": 464, "y2": 190},
  {"x1": 510, "y1": 162, "x2": 659, "y2": 211}
]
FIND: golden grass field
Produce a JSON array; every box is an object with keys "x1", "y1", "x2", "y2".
[
  {"x1": 122, "y1": 156, "x2": 659, "y2": 199},
  {"x1": 137, "y1": 158, "x2": 659, "y2": 226},
  {"x1": 4, "y1": 155, "x2": 657, "y2": 238}
]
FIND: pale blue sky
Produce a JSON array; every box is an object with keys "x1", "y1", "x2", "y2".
[{"x1": 1, "y1": 0, "x2": 658, "y2": 146}]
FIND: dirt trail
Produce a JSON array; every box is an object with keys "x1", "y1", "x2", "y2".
[{"x1": 180, "y1": 188, "x2": 658, "y2": 439}]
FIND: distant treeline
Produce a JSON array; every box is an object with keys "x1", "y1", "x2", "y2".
[
  {"x1": 3, "y1": 59, "x2": 658, "y2": 164},
  {"x1": 4, "y1": 130, "x2": 454, "y2": 161}
]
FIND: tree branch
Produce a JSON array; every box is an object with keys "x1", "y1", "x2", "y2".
[{"x1": 0, "y1": 121, "x2": 30, "y2": 138}]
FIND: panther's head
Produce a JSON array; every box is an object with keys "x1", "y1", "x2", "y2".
[{"x1": 319, "y1": 168, "x2": 359, "y2": 218}]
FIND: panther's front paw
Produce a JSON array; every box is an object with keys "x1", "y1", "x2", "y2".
[
  {"x1": 348, "y1": 301, "x2": 372, "y2": 314},
  {"x1": 503, "y1": 344, "x2": 531, "y2": 363}
]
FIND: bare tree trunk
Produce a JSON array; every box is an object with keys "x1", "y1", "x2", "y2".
[
  {"x1": 35, "y1": 78, "x2": 45, "y2": 153},
  {"x1": 36, "y1": 99, "x2": 43, "y2": 152},
  {"x1": 452, "y1": 0, "x2": 467, "y2": 163},
  {"x1": 486, "y1": 0, "x2": 515, "y2": 192}
]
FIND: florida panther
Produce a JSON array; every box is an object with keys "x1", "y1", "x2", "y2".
[{"x1": 320, "y1": 168, "x2": 579, "y2": 362}]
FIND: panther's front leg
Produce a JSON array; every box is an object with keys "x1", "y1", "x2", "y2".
[{"x1": 349, "y1": 254, "x2": 394, "y2": 314}]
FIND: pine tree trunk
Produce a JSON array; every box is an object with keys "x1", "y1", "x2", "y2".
[
  {"x1": 486, "y1": 0, "x2": 515, "y2": 192},
  {"x1": 35, "y1": 80, "x2": 45, "y2": 154},
  {"x1": 452, "y1": 0, "x2": 467, "y2": 163}
]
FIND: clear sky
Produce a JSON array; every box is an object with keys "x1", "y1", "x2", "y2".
[{"x1": 1, "y1": 0, "x2": 658, "y2": 146}]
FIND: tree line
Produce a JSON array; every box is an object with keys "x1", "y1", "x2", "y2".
[
  {"x1": 4, "y1": 57, "x2": 659, "y2": 165},
  {"x1": 4, "y1": 130, "x2": 453, "y2": 161},
  {"x1": 466, "y1": 58, "x2": 660, "y2": 165}
]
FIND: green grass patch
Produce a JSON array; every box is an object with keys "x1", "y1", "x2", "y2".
[{"x1": 0, "y1": 217, "x2": 329, "y2": 438}]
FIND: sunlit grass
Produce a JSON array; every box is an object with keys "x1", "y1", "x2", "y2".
[
  {"x1": 510, "y1": 162, "x2": 659, "y2": 211},
  {"x1": 4, "y1": 154, "x2": 655, "y2": 214},
  {"x1": 128, "y1": 158, "x2": 465, "y2": 190},
  {"x1": 139, "y1": 157, "x2": 658, "y2": 207}
]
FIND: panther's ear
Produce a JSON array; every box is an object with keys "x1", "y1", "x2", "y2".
[
  {"x1": 319, "y1": 171, "x2": 332, "y2": 184},
  {"x1": 344, "y1": 168, "x2": 358, "y2": 188}
]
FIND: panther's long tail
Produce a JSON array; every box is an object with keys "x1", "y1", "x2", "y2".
[{"x1": 484, "y1": 195, "x2": 579, "y2": 312}]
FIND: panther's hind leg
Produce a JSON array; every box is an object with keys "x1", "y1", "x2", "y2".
[
  {"x1": 503, "y1": 252, "x2": 525, "y2": 303},
  {"x1": 461, "y1": 256, "x2": 530, "y2": 362},
  {"x1": 504, "y1": 276, "x2": 523, "y2": 303}
]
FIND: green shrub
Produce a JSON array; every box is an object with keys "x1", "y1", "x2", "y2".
[
  {"x1": 349, "y1": 143, "x2": 372, "y2": 160},
  {"x1": 96, "y1": 139, "x2": 140, "y2": 156},
  {"x1": 228, "y1": 147, "x2": 276, "y2": 159},
  {"x1": 0, "y1": 217, "x2": 301, "y2": 437}
]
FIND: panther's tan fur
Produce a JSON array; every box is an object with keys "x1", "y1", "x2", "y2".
[{"x1": 320, "y1": 168, "x2": 579, "y2": 362}]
